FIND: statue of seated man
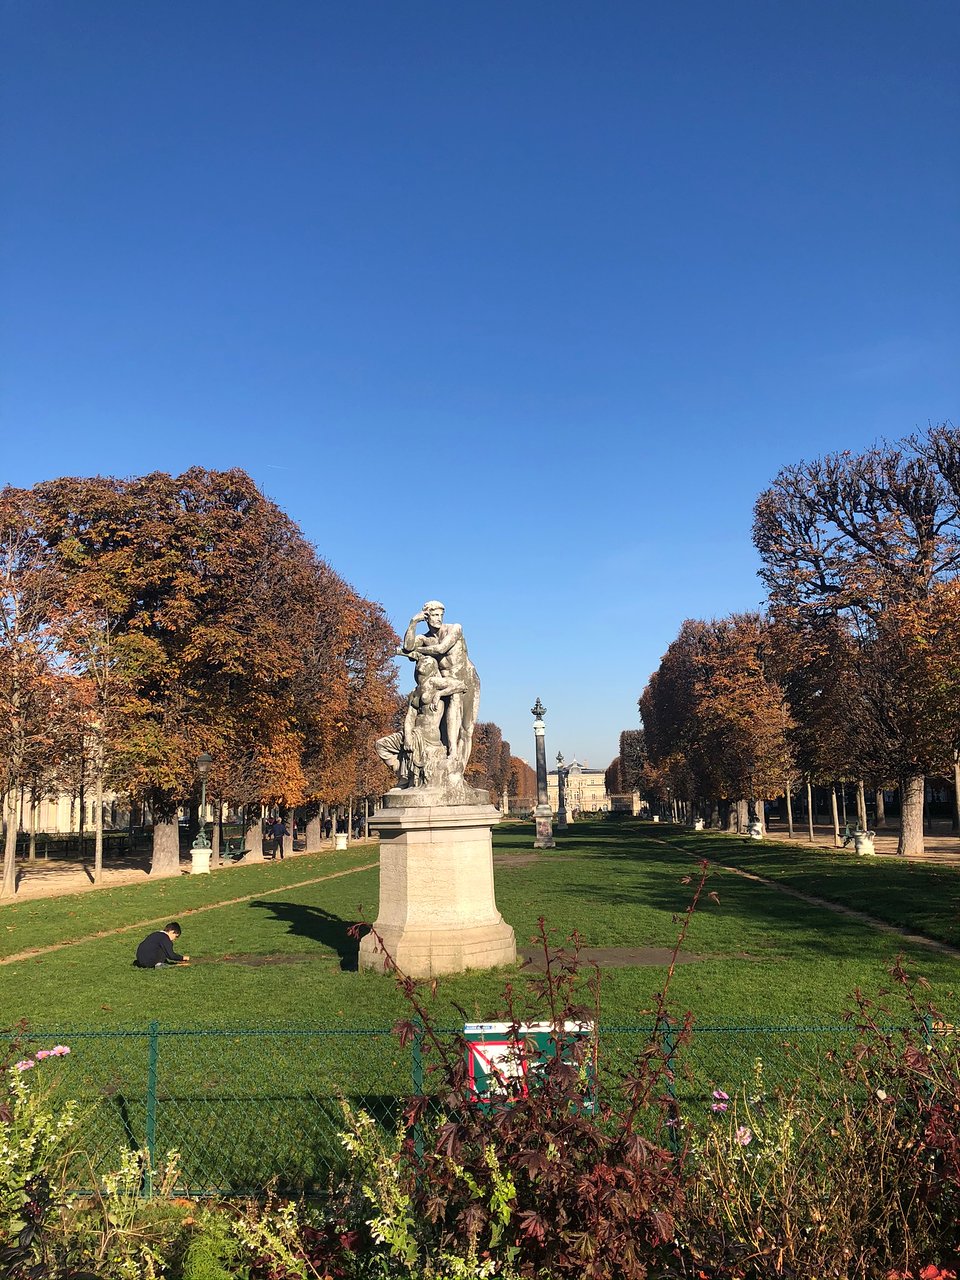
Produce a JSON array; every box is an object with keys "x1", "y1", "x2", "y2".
[{"x1": 376, "y1": 655, "x2": 466, "y2": 790}]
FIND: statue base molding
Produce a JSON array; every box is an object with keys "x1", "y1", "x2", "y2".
[{"x1": 359, "y1": 799, "x2": 517, "y2": 978}]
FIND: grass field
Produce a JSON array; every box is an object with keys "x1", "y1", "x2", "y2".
[
  {"x1": 3, "y1": 818, "x2": 958, "y2": 1031},
  {"x1": 3, "y1": 818, "x2": 957, "y2": 1192}
]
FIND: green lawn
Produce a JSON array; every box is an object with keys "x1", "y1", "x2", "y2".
[
  {"x1": 3, "y1": 819, "x2": 957, "y2": 1032},
  {"x1": 4, "y1": 818, "x2": 957, "y2": 1192}
]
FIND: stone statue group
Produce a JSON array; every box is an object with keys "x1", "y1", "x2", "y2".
[{"x1": 376, "y1": 601, "x2": 480, "y2": 796}]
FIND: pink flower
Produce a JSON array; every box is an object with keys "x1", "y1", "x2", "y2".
[
  {"x1": 711, "y1": 1100, "x2": 728, "y2": 1113},
  {"x1": 14, "y1": 1059, "x2": 35, "y2": 1072},
  {"x1": 734, "y1": 1126, "x2": 753, "y2": 1145},
  {"x1": 712, "y1": 1089, "x2": 729, "y2": 1101},
  {"x1": 50, "y1": 1045, "x2": 70, "y2": 1056},
  {"x1": 35, "y1": 1050, "x2": 51, "y2": 1060}
]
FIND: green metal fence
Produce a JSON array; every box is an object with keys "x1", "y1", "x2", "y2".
[{"x1": 5, "y1": 1019, "x2": 948, "y2": 1196}]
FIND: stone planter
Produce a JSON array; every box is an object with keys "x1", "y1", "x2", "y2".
[
  {"x1": 853, "y1": 830, "x2": 876, "y2": 857},
  {"x1": 693, "y1": 818, "x2": 705, "y2": 831},
  {"x1": 748, "y1": 821, "x2": 763, "y2": 840},
  {"x1": 335, "y1": 833, "x2": 348, "y2": 850},
  {"x1": 190, "y1": 848, "x2": 211, "y2": 875}
]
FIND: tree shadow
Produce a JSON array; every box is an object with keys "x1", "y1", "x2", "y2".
[{"x1": 247, "y1": 899, "x2": 366, "y2": 971}]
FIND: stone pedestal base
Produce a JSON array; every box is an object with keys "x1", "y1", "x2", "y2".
[
  {"x1": 533, "y1": 803, "x2": 555, "y2": 849},
  {"x1": 359, "y1": 799, "x2": 516, "y2": 978}
]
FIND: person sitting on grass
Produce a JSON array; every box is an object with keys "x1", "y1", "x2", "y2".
[{"x1": 134, "y1": 922, "x2": 190, "y2": 968}]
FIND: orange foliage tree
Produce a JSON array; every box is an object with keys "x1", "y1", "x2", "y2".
[
  {"x1": 16, "y1": 468, "x2": 399, "y2": 876},
  {"x1": 0, "y1": 488, "x2": 67, "y2": 897},
  {"x1": 639, "y1": 615, "x2": 794, "y2": 827}
]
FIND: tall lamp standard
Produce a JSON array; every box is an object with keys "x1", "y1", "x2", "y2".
[
  {"x1": 531, "y1": 699, "x2": 555, "y2": 849},
  {"x1": 190, "y1": 752, "x2": 213, "y2": 875},
  {"x1": 556, "y1": 752, "x2": 568, "y2": 832}
]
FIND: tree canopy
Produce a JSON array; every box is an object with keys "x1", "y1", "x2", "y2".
[{"x1": 0, "y1": 468, "x2": 400, "y2": 889}]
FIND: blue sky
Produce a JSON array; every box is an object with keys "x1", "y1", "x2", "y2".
[{"x1": 2, "y1": 1, "x2": 957, "y2": 772}]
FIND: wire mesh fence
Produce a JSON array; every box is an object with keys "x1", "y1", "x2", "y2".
[{"x1": 4, "y1": 1018, "x2": 949, "y2": 1196}]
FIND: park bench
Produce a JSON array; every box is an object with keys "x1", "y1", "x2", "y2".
[{"x1": 219, "y1": 839, "x2": 248, "y2": 862}]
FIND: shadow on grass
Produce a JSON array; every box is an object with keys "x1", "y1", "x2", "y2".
[{"x1": 247, "y1": 900, "x2": 365, "y2": 971}]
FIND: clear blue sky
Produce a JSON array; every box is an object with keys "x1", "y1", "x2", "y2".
[{"x1": 2, "y1": 1, "x2": 957, "y2": 772}]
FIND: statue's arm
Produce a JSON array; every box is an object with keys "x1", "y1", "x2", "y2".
[
  {"x1": 433, "y1": 677, "x2": 466, "y2": 697},
  {"x1": 415, "y1": 623, "x2": 463, "y2": 658},
  {"x1": 401, "y1": 612, "x2": 426, "y2": 656},
  {"x1": 401, "y1": 702, "x2": 418, "y2": 749}
]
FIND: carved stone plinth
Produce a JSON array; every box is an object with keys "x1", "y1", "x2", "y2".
[
  {"x1": 359, "y1": 795, "x2": 517, "y2": 978},
  {"x1": 533, "y1": 803, "x2": 555, "y2": 849}
]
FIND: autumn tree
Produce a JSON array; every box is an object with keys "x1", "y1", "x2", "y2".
[
  {"x1": 617, "y1": 730, "x2": 645, "y2": 793},
  {"x1": 33, "y1": 477, "x2": 155, "y2": 882},
  {"x1": 0, "y1": 488, "x2": 65, "y2": 898},
  {"x1": 639, "y1": 615, "x2": 794, "y2": 827},
  {"x1": 466, "y1": 721, "x2": 513, "y2": 798},
  {"x1": 507, "y1": 755, "x2": 536, "y2": 802},
  {"x1": 690, "y1": 614, "x2": 794, "y2": 830},
  {"x1": 754, "y1": 424, "x2": 960, "y2": 854},
  {"x1": 297, "y1": 567, "x2": 400, "y2": 843}
]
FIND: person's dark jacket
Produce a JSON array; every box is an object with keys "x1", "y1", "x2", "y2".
[{"x1": 135, "y1": 931, "x2": 184, "y2": 967}]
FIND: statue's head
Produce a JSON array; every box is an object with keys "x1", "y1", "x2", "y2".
[{"x1": 422, "y1": 600, "x2": 445, "y2": 628}]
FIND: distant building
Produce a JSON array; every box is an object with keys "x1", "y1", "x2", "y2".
[{"x1": 547, "y1": 758, "x2": 609, "y2": 813}]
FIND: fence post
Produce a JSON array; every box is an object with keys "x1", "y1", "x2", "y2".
[
  {"x1": 144, "y1": 1020, "x2": 159, "y2": 1197},
  {"x1": 412, "y1": 1018, "x2": 424, "y2": 1163},
  {"x1": 921, "y1": 1013, "x2": 934, "y2": 1050},
  {"x1": 658, "y1": 1017, "x2": 680, "y2": 1156}
]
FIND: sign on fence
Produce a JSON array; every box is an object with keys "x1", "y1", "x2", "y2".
[{"x1": 463, "y1": 1020, "x2": 596, "y2": 1109}]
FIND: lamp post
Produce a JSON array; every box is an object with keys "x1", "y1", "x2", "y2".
[
  {"x1": 531, "y1": 698, "x2": 555, "y2": 849},
  {"x1": 191, "y1": 752, "x2": 213, "y2": 875},
  {"x1": 556, "y1": 752, "x2": 568, "y2": 832}
]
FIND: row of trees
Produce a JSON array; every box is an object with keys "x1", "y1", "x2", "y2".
[
  {"x1": 465, "y1": 722, "x2": 537, "y2": 802},
  {"x1": 614, "y1": 423, "x2": 960, "y2": 855},
  {"x1": 0, "y1": 468, "x2": 402, "y2": 893}
]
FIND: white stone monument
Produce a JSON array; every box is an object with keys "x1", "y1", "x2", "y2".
[{"x1": 359, "y1": 601, "x2": 516, "y2": 977}]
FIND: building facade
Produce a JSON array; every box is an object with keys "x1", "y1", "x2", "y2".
[{"x1": 546, "y1": 759, "x2": 609, "y2": 813}]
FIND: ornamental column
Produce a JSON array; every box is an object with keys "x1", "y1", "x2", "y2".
[{"x1": 531, "y1": 698, "x2": 555, "y2": 849}]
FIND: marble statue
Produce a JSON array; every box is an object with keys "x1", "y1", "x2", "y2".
[
  {"x1": 400, "y1": 601, "x2": 480, "y2": 772},
  {"x1": 376, "y1": 600, "x2": 481, "y2": 799},
  {"x1": 376, "y1": 655, "x2": 466, "y2": 789}
]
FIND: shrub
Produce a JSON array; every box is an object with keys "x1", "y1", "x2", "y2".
[{"x1": 682, "y1": 961, "x2": 960, "y2": 1277}]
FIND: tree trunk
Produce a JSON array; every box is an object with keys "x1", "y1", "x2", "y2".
[
  {"x1": 305, "y1": 812, "x2": 323, "y2": 851},
  {"x1": 952, "y1": 753, "x2": 960, "y2": 835},
  {"x1": 1, "y1": 789, "x2": 18, "y2": 898},
  {"x1": 750, "y1": 798, "x2": 765, "y2": 835},
  {"x1": 830, "y1": 785, "x2": 840, "y2": 847},
  {"x1": 364, "y1": 797, "x2": 369, "y2": 839},
  {"x1": 347, "y1": 798, "x2": 353, "y2": 845},
  {"x1": 875, "y1": 788, "x2": 887, "y2": 829},
  {"x1": 898, "y1": 773, "x2": 925, "y2": 857},
  {"x1": 806, "y1": 779, "x2": 814, "y2": 843},
  {"x1": 283, "y1": 808, "x2": 294, "y2": 859},
  {"x1": 785, "y1": 783, "x2": 794, "y2": 838},
  {"x1": 27, "y1": 791, "x2": 37, "y2": 861},
  {"x1": 150, "y1": 815, "x2": 181, "y2": 877},
  {"x1": 839, "y1": 785, "x2": 847, "y2": 827},
  {"x1": 244, "y1": 807, "x2": 265, "y2": 863},
  {"x1": 211, "y1": 802, "x2": 222, "y2": 868},
  {"x1": 94, "y1": 766, "x2": 104, "y2": 886},
  {"x1": 735, "y1": 798, "x2": 749, "y2": 832},
  {"x1": 856, "y1": 779, "x2": 867, "y2": 830}
]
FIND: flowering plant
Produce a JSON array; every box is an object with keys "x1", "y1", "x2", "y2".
[{"x1": 0, "y1": 1043, "x2": 77, "y2": 1222}]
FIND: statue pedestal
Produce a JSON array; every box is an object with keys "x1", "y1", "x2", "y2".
[{"x1": 359, "y1": 797, "x2": 517, "y2": 978}]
